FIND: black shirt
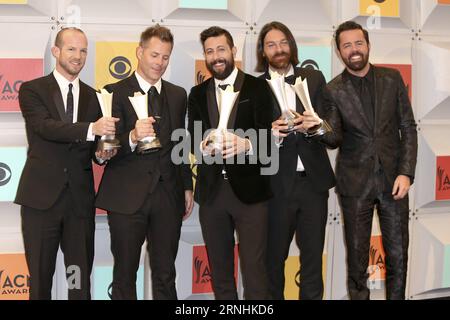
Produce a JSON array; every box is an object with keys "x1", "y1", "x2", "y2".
[{"x1": 345, "y1": 65, "x2": 375, "y2": 126}]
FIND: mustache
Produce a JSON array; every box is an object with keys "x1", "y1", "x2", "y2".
[
  {"x1": 210, "y1": 58, "x2": 227, "y2": 66},
  {"x1": 273, "y1": 52, "x2": 289, "y2": 59},
  {"x1": 349, "y1": 52, "x2": 364, "y2": 59}
]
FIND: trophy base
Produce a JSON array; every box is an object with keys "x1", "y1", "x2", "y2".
[
  {"x1": 137, "y1": 139, "x2": 162, "y2": 155},
  {"x1": 98, "y1": 138, "x2": 121, "y2": 151},
  {"x1": 279, "y1": 120, "x2": 297, "y2": 135},
  {"x1": 305, "y1": 120, "x2": 332, "y2": 138}
]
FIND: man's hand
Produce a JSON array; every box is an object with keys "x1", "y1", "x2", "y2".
[
  {"x1": 201, "y1": 131, "x2": 219, "y2": 156},
  {"x1": 392, "y1": 175, "x2": 411, "y2": 200},
  {"x1": 95, "y1": 149, "x2": 117, "y2": 162},
  {"x1": 221, "y1": 132, "x2": 250, "y2": 159},
  {"x1": 272, "y1": 118, "x2": 289, "y2": 138},
  {"x1": 130, "y1": 117, "x2": 156, "y2": 144},
  {"x1": 298, "y1": 110, "x2": 322, "y2": 133},
  {"x1": 92, "y1": 117, "x2": 120, "y2": 136},
  {"x1": 183, "y1": 190, "x2": 194, "y2": 221}
]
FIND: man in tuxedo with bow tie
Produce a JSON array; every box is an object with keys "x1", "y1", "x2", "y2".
[
  {"x1": 187, "y1": 26, "x2": 273, "y2": 299},
  {"x1": 95, "y1": 25, "x2": 193, "y2": 300},
  {"x1": 15, "y1": 27, "x2": 119, "y2": 299},
  {"x1": 256, "y1": 21, "x2": 335, "y2": 300},
  {"x1": 322, "y1": 21, "x2": 417, "y2": 300}
]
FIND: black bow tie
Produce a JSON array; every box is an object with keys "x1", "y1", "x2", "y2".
[
  {"x1": 218, "y1": 84, "x2": 230, "y2": 91},
  {"x1": 284, "y1": 75, "x2": 296, "y2": 85}
]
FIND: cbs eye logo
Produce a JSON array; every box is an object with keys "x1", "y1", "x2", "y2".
[
  {"x1": 0, "y1": 162, "x2": 12, "y2": 187},
  {"x1": 300, "y1": 59, "x2": 320, "y2": 71},
  {"x1": 109, "y1": 56, "x2": 132, "y2": 80}
]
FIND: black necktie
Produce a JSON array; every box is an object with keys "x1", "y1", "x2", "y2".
[
  {"x1": 284, "y1": 75, "x2": 296, "y2": 85},
  {"x1": 148, "y1": 86, "x2": 161, "y2": 116},
  {"x1": 218, "y1": 84, "x2": 229, "y2": 91},
  {"x1": 66, "y1": 83, "x2": 74, "y2": 123}
]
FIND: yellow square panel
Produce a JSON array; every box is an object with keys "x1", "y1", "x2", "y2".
[{"x1": 360, "y1": 0, "x2": 399, "y2": 17}]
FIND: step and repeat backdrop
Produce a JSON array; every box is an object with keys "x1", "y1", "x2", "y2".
[{"x1": 1, "y1": 0, "x2": 450, "y2": 300}]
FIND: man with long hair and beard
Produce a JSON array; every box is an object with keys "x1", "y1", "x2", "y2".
[
  {"x1": 187, "y1": 26, "x2": 273, "y2": 299},
  {"x1": 321, "y1": 21, "x2": 417, "y2": 300},
  {"x1": 256, "y1": 21, "x2": 335, "y2": 300}
]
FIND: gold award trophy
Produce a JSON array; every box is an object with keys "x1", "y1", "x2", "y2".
[
  {"x1": 291, "y1": 76, "x2": 331, "y2": 137},
  {"x1": 266, "y1": 72, "x2": 301, "y2": 134},
  {"x1": 96, "y1": 89, "x2": 120, "y2": 151},
  {"x1": 128, "y1": 92, "x2": 162, "y2": 154},
  {"x1": 207, "y1": 85, "x2": 240, "y2": 151}
]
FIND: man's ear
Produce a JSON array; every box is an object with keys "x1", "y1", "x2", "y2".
[
  {"x1": 51, "y1": 46, "x2": 60, "y2": 60},
  {"x1": 136, "y1": 46, "x2": 143, "y2": 61},
  {"x1": 232, "y1": 46, "x2": 237, "y2": 58}
]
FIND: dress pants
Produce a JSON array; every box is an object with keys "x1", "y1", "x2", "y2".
[
  {"x1": 21, "y1": 188, "x2": 95, "y2": 300},
  {"x1": 267, "y1": 172, "x2": 328, "y2": 300},
  {"x1": 339, "y1": 188, "x2": 409, "y2": 300},
  {"x1": 108, "y1": 181, "x2": 182, "y2": 300},
  {"x1": 199, "y1": 178, "x2": 270, "y2": 300}
]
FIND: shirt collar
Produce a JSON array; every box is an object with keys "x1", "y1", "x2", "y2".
[
  {"x1": 53, "y1": 69, "x2": 79, "y2": 91},
  {"x1": 214, "y1": 67, "x2": 239, "y2": 89},
  {"x1": 268, "y1": 64, "x2": 294, "y2": 79},
  {"x1": 135, "y1": 71, "x2": 162, "y2": 94},
  {"x1": 344, "y1": 64, "x2": 374, "y2": 84}
]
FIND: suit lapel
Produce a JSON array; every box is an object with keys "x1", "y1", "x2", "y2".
[
  {"x1": 227, "y1": 69, "x2": 244, "y2": 129},
  {"x1": 342, "y1": 73, "x2": 372, "y2": 132},
  {"x1": 161, "y1": 80, "x2": 176, "y2": 131},
  {"x1": 206, "y1": 78, "x2": 219, "y2": 128},
  {"x1": 263, "y1": 71, "x2": 281, "y2": 119},
  {"x1": 373, "y1": 67, "x2": 384, "y2": 136},
  {"x1": 48, "y1": 74, "x2": 67, "y2": 122}
]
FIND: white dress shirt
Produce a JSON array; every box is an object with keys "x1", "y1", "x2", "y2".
[
  {"x1": 200, "y1": 67, "x2": 253, "y2": 156},
  {"x1": 269, "y1": 64, "x2": 305, "y2": 172},
  {"x1": 53, "y1": 69, "x2": 95, "y2": 141},
  {"x1": 129, "y1": 71, "x2": 162, "y2": 151}
]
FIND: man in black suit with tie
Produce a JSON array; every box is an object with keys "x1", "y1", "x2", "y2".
[
  {"x1": 256, "y1": 21, "x2": 335, "y2": 300},
  {"x1": 15, "y1": 27, "x2": 119, "y2": 300},
  {"x1": 322, "y1": 21, "x2": 417, "y2": 300},
  {"x1": 95, "y1": 25, "x2": 194, "y2": 300},
  {"x1": 188, "y1": 26, "x2": 273, "y2": 300}
]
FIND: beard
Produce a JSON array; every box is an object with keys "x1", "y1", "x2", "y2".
[
  {"x1": 206, "y1": 56, "x2": 235, "y2": 80},
  {"x1": 344, "y1": 51, "x2": 369, "y2": 72},
  {"x1": 268, "y1": 51, "x2": 291, "y2": 70},
  {"x1": 59, "y1": 59, "x2": 84, "y2": 77}
]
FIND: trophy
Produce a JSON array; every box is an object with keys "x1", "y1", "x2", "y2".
[
  {"x1": 266, "y1": 72, "x2": 301, "y2": 134},
  {"x1": 206, "y1": 85, "x2": 240, "y2": 150},
  {"x1": 128, "y1": 92, "x2": 162, "y2": 154},
  {"x1": 96, "y1": 89, "x2": 120, "y2": 151},
  {"x1": 290, "y1": 76, "x2": 332, "y2": 137}
]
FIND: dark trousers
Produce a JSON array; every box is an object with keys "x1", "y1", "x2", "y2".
[
  {"x1": 267, "y1": 172, "x2": 328, "y2": 300},
  {"x1": 339, "y1": 191, "x2": 409, "y2": 300},
  {"x1": 108, "y1": 182, "x2": 182, "y2": 300},
  {"x1": 21, "y1": 189, "x2": 95, "y2": 300},
  {"x1": 199, "y1": 178, "x2": 270, "y2": 300}
]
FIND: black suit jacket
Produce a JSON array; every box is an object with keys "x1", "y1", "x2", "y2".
[
  {"x1": 95, "y1": 73, "x2": 193, "y2": 214},
  {"x1": 15, "y1": 73, "x2": 101, "y2": 217},
  {"x1": 321, "y1": 65, "x2": 418, "y2": 196},
  {"x1": 188, "y1": 69, "x2": 273, "y2": 205},
  {"x1": 260, "y1": 67, "x2": 335, "y2": 195}
]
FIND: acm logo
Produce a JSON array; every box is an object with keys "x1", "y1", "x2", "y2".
[
  {"x1": 0, "y1": 270, "x2": 30, "y2": 297},
  {"x1": 0, "y1": 74, "x2": 23, "y2": 102},
  {"x1": 437, "y1": 166, "x2": 450, "y2": 192},
  {"x1": 193, "y1": 256, "x2": 212, "y2": 286}
]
